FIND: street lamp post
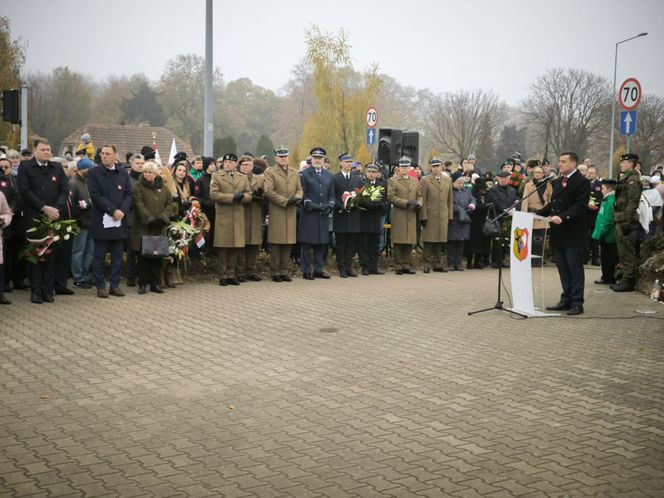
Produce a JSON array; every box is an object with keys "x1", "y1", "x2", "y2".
[{"x1": 608, "y1": 32, "x2": 647, "y2": 179}]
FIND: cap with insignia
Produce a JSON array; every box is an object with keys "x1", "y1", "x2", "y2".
[
  {"x1": 501, "y1": 159, "x2": 513, "y2": 167},
  {"x1": 222, "y1": 153, "x2": 238, "y2": 162},
  {"x1": 274, "y1": 146, "x2": 289, "y2": 157},
  {"x1": 429, "y1": 157, "x2": 443, "y2": 167},
  {"x1": 338, "y1": 152, "x2": 353, "y2": 162},
  {"x1": 398, "y1": 156, "x2": 412, "y2": 167},
  {"x1": 309, "y1": 147, "x2": 326, "y2": 157},
  {"x1": 366, "y1": 163, "x2": 380, "y2": 172},
  {"x1": 619, "y1": 153, "x2": 639, "y2": 163},
  {"x1": 496, "y1": 170, "x2": 511, "y2": 177}
]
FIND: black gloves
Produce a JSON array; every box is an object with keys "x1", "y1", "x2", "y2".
[
  {"x1": 254, "y1": 187, "x2": 264, "y2": 198},
  {"x1": 233, "y1": 192, "x2": 244, "y2": 202},
  {"x1": 420, "y1": 219, "x2": 427, "y2": 227},
  {"x1": 287, "y1": 196, "x2": 301, "y2": 206},
  {"x1": 407, "y1": 200, "x2": 419, "y2": 210}
]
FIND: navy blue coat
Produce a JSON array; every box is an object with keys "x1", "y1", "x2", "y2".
[
  {"x1": 448, "y1": 187, "x2": 476, "y2": 241},
  {"x1": 298, "y1": 167, "x2": 335, "y2": 244},
  {"x1": 87, "y1": 164, "x2": 133, "y2": 240},
  {"x1": 333, "y1": 171, "x2": 363, "y2": 233},
  {"x1": 17, "y1": 158, "x2": 69, "y2": 232}
]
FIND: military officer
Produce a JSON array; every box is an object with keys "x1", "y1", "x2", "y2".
[
  {"x1": 298, "y1": 147, "x2": 335, "y2": 280},
  {"x1": 420, "y1": 158, "x2": 453, "y2": 273},
  {"x1": 611, "y1": 153, "x2": 642, "y2": 292},
  {"x1": 237, "y1": 155, "x2": 264, "y2": 282},
  {"x1": 210, "y1": 153, "x2": 252, "y2": 286},
  {"x1": 264, "y1": 147, "x2": 303, "y2": 282},
  {"x1": 387, "y1": 156, "x2": 422, "y2": 274},
  {"x1": 358, "y1": 163, "x2": 387, "y2": 275},
  {"x1": 333, "y1": 152, "x2": 363, "y2": 277}
]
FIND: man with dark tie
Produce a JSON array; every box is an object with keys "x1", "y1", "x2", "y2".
[
  {"x1": 298, "y1": 147, "x2": 336, "y2": 280},
  {"x1": 538, "y1": 151, "x2": 591, "y2": 315},
  {"x1": 358, "y1": 163, "x2": 387, "y2": 275},
  {"x1": 333, "y1": 152, "x2": 363, "y2": 277},
  {"x1": 420, "y1": 158, "x2": 453, "y2": 273},
  {"x1": 17, "y1": 138, "x2": 69, "y2": 304}
]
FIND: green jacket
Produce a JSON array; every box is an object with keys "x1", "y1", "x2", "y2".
[
  {"x1": 592, "y1": 191, "x2": 616, "y2": 244},
  {"x1": 614, "y1": 169, "x2": 641, "y2": 224},
  {"x1": 131, "y1": 175, "x2": 173, "y2": 251}
]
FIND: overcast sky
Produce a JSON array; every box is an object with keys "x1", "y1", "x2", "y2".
[{"x1": 4, "y1": 0, "x2": 663, "y2": 105}]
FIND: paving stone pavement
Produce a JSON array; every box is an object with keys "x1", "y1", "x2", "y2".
[{"x1": 1, "y1": 265, "x2": 663, "y2": 497}]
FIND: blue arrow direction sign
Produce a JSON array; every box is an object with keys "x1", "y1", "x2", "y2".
[
  {"x1": 620, "y1": 110, "x2": 637, "y2": 136},
  {"x1": 366, "y1": 128, "x2": 376, "y2": 145}
]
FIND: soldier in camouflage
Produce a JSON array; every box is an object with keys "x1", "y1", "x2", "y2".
[{"x1": 611, "y1": 153, "x2": 642, "y2": 292}]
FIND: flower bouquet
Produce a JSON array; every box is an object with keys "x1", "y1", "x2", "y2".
[
  {"x1": 360, "y1": 183, "x2": 385, "y2": 203},
  {"x1": 20, "y1": 215, "x2": 80, "y2": 263}
]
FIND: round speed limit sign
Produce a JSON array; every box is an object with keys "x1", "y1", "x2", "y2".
[
  {"x1": 619, "y1": 78, "x2": 642, "y2": 111},
  {"x1": 366, "y1": 107, "x2": 378, "y2": 128}
]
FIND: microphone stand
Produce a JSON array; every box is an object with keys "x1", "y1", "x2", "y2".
[{"x1": 468, "y1": 177, "x2": 555, "y2": 319}]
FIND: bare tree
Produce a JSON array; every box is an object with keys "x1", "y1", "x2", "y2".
[
  {"x1": 523, "y1": 68, "x2": 611, "y2": 160},
  {"x1": 422, "y1": 89, "x2": 505, "y2": 163},
  {"x1": 631, "y1": 94, "x2": 664, "y2": 172}
]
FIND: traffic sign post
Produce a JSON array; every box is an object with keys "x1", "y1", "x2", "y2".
[
  {"x1": 366, "y1": 128, "x2": 376, "y2": 145},
  {"x1": 620, "y1": 110, "x2": 637, "y2": 136},
  {"x1": 365, "y1": 106, "x2": 378, "y2": 158},
  {"x1": 619, "y1": 78, "x2": 642, "y2": 111}
]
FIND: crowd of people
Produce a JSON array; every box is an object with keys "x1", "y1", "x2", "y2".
[{"x1": 0, "y1": 136, "x2": 663, "y2": 314}]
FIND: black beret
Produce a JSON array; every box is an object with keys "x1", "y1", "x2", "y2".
[
  {"x1": 620, "y1": 153, "x2": 639, "y2": 163},
  {"x1": 222, "y1": 153, "x2": 238, "y2": 162}
]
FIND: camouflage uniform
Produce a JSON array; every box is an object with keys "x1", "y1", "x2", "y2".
[{"x1": 613, "y1": 168, "x2": 642, "y2": 285}]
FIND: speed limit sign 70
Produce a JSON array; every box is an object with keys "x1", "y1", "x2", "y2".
[
  {"x1": 366, "y1": 107, "x2": 378, "y2": 128},
  {"x1": 619, "y1": 78, "x2": 642, "y2": 111}
]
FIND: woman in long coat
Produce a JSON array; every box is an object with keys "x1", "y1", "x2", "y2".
[
  {"x1": 132, "y1": 162, "x2": 173, "y2": 294},
  {"x1": 466, "y1": 179, "x2": 491, "y2": 269},
  {"x1": 447, "y1": 174, "x2": 476, "y2": 271},
  {"x1": 520, "y1": 164, "x2": 551, "y2": 267}
]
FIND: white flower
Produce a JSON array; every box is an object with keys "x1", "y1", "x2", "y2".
[
  {"x1": 66, "y1": 225, "x2": 72, "y2": 232},
  {"x1": 64, "y1": 234, "x2": 70, "y2": 240},
  {"x1": 52, "y1": 235, "x2": 60, "y2": 242}
]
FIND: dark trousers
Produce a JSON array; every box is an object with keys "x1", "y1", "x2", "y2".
[
  {"x1": 55, "y1": 237, "x2": 73, "y2": 291},
  {"x1": 422, "y1": 242, "x2": 443, "y2": 270},
  {"x1": 137, "y1": 255, "x2": 162, "y2": 286},
  {"x1": 447, "y1": 241, "x2": 465, "y2": 269},
  {"x1": 600, "y1": 242, "x2": 618, "y2": 283},
  {"x1": 125, "y1": 237, "x2": 137, "y2": 281},
  {"x1": 29, "y1": 258, "x2": 55, "y2": 296},
  {"x1": 393, "y1": 243, "x2": 413, "y2": 270},
  {"x1": 531, "y1": 228, "x2": 546, "y2": 268},
  {"x1": 217, "y1": 247, "x2": 240, "y2": 279},
  {"x1": 0, "y1": 264, "x2": 4, "y2": 294},
  {"x1": 358, "y1": 233, "x2": 379, "y2": 271},
  {"x1": 268, "y1": 244, "x2": 291, "y2": 276},
  {"x1": 238, "y1": 245, "x2": 260, "y2": 277},
  {"x1": 301, "y1": 243, "x2": 326, "y2": 274},
  {"x1": 334, "y1": 232, "x2": 357, "y2": 271},
  {"x1": 93, "y1": 239, "x2": 124, "y2": 289},
  {"x1": 551, "y1": 244, "x2": 585, "y2": 307},
  {"x1": 3, "y1": 237, "x2": 26, "y2": 286}
]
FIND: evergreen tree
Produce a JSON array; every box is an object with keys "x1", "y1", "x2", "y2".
[{"x1": 255, "y1": 134, "x2": 274, "y2": 158}]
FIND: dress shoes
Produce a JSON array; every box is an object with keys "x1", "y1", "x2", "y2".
[
  {"x1": 303, "y1": 273, "x2": 314, "y2": 280},
  {"x1": 150, "y1": 285, "x2": 164, "y2": 294},
  {"x1": 219, "y1": 279, "x2": 229, "y2": 286},
  {"x1": 395, "y1": 269, "x2": 404, "y2": 275},
  {"x1": 97, "y1": 288, "x2": 109, "y2": 298},
  {"x1": 362, "y1": 268, "x2": 371, "y2": 276},
  {"x1": 31, "y1": 293, "x2": 43, "y2": 304},
  {"x1": 272, "y1": 275, "x2": 283, "y2": 282},
  {"x1": 611, "y1": 279, "x2": 635, "y2": 292},
  {"x1": 567, "y1": 305, "x2": 584, "y2": 316},
  {"x1": 546, "y1": 302, "x2": 571, "y2": 311},
  {"x1": 42, "y1": 294, "x2": 54, "y2": 303},
  {"x1": 247, "y1": 274, "x2": 263, "y2": 282},
  {"x1": 73, "y1": 281, "x2": 92, "y2": 289},
  {"x1": 138, "y1": 285, "x2": 147, "y2": 294},
  {"x1": 594, "y1": 279, "x2": 614, "y2": 285},
  {"x1": 454, "y1": 266, "x2": 464, "y2": 272},
  {"x1": 0, "y1": 294, "x2": 11, "y2": 305},
  {"x1": 403, "y1": 269, "x2": 416, "y2": 275},
  {"x1": 370, "y1": 269, "x2": 384, "y2": 275},
  {"x1": 347, "y1": 270, "x2": 358, "y2": 277},
  {"x1": 109, "y1": 287, "x2": 124, "y2": 297},
  {"x1": 433, "y1": 267, "x2": 447, "y2": 273},
  {"x1": 227, "y1": 278, "x2": 240, "y2": 286},
  {"x1": 473, "y1": 262, "x2": 485, "y2": 269},
  {"x1": 55, "y1": 288, "x2": 74, "y2": 295},
  {"x1": 237, "y1": 276, "x2": 247, "y2": 283},
  {"x1": 423, "y1": 267, "x2": 430, "y2": 274},
  {"x1": 280, "y1": 275, "x2": 292, "y2": 282},
  {"x1": 314, "y1": 271, "x2": 331, "y2": 279},
  {"x1": 339, "y1": 271, "x2": 348, "y2": 278}
]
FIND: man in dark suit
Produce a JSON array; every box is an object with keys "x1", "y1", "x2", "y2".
[
  {"x1": 538, "y1": 151, "x2": 591, "y2": 315},
  {"x1": 87, "y1": 144, "x2": 133, "y2": 298},
  {"x1": 358, "y1": 163, "x2": 387, "y2": 275},
  {"x1": 298, "y1": 147, "x2": 336, "y2": 280},
  {"x1": 17, "y1": 138, "x2": 70, "y2": 304},
  {"x1": 333, "y1": 152, "x2": 363, "y2": 277}
]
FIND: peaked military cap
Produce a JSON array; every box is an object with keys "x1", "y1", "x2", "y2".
[
  {"x1": 496, "y1": 170, "x2": 511, "y2": 177},
  {"x1": 429, "y1": 157, "x2": 443, "y2": 166},
  {"x1": 338, "y1": 152, "x2": 353, "y2": 162},
  {"x1": 310, "y1": 147, "x2": 326, "y2": 157},
  {"x1": 366, "y1": 163, "x2": 380, "y2": 172},
  {"x1": 274, "y1": 146, "x2": 289, "y2": 157},
  {"x1": 398, "y1": 156, "x2": 412, "y2": 166}
]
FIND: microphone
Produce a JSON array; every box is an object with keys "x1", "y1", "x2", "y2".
[{"x1": 546, "y1": 173, "x2": 560, "y2": 182}]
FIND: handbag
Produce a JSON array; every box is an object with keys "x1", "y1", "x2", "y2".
[
  {"x1": 141, "y1": 235, "x2": 170, "y2": 258},
  {"x1": 458, "y1": 209, "x2": 471, "y2": 224},
  {"x1": 482, "y1": 205, "x2": 500, "y2": 237}
]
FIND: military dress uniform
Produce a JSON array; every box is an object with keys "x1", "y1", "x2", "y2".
[
  {"x1": 210, "y1": 161, "x2": 252, "y2": 285},
  {"x1": 237, "y1": 171, "x2": 264, "y2": 281},
  {"x1": 358, "y1": 164, "x2": 387, "y2": 275},
  {"x1": 387, "y1": 158, "x2": 422, "y2": 274},
  {"x1": 612, "y1": 154, "x2": 642, "y2": 292},
  {"x1": 420, "y1": 160, "x2": 453, "y2": 272},
  {"x1": 333, "y1": 153, "x2": 363, "y2": 277}
]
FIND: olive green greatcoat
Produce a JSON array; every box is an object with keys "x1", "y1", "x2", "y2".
[
  {"x1": 420, "y1": 174, "x2": 453, "y2": 242},
  {"x1": 210, "y1": 169, "x2": 252, "y2": 248},
  {"x1": 387, "y1": 176, "x2": 422, "y2": 245},
  {"x1": 131, "y1": 175, "x2": 173, "y2": 252},
  {"x1": 264, "y1": 165, "x2": 303, "y2": 244},
  {"x1": 244, "y1": 173, "x2": 265, "y2": 245}
]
